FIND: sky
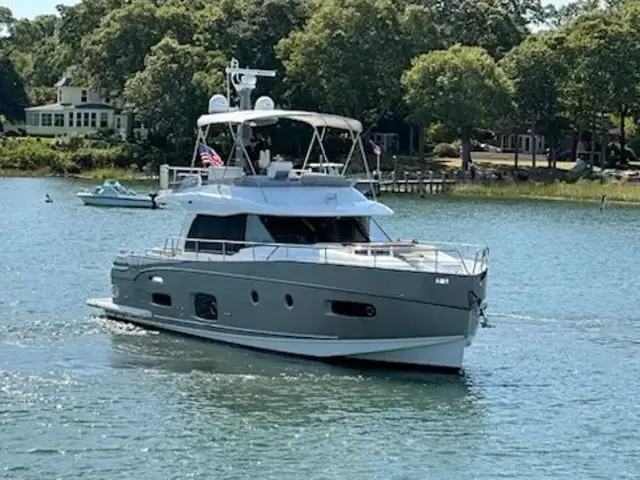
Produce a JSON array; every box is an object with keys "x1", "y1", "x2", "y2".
[{"x1": 6, "y1": 0, "x2": 571, "y2": 20}]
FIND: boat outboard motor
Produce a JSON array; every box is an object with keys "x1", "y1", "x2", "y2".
[{"x1": 148, "y1": 192, "x2": 159, "y2": 209}]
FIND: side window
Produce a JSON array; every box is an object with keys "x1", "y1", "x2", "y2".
[
  {"x1": 185, "y1": 215, "x2": 247, "y2": 253},
  {"x1": 152, "y1": 293, "x2": 172, "y2": 307},
  {"x1": 194, "y1": 293, "x2": 217, "y2": 320}
]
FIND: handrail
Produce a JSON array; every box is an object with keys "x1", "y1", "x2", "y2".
[{"x1": 120, "y1": 237, "x2": 489, "y2": 275}]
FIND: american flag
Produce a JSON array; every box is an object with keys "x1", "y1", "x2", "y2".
[
  {"x1": 198, "y1": 142, "x2": 224, "y2": 167},
  {"x1": 369, "y1": 139, "x2": 382, "y2": 156}
]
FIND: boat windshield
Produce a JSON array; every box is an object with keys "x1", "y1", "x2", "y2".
[{"x1": 259, "y1": 216, "x2": 370, "y2": 244}]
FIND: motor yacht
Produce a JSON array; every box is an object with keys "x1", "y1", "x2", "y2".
[{"x1": 87, "y1": 59, "x2": 489, "y2": 371}]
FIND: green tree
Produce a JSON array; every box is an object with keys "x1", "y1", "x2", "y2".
[
  {"x1": 276, "y1": 0, "x2": 408, "y2": 126},
  {"x1": 402, "y1": 44, "x2": 513, "y2": 169},
  {"x1": 500, "y1": 32, "x2": 566, "y2": 167},
  {"x1": 196, "y1": 0, "x2": 311, "y2": 102},
  {"x1": 559, "y1": 7, "x2": 640, "y2": 160},
  {"x1": 124, "y1": 37, "x2": 225, "y2": 141},
  {"x1": 81, "y1": 1, "x2": 164, "y2": 92},
  {"x1": 428, "y1": 0, "x2": 546, "y2": 59},
  {"x1": 0, "y1": 54, "x2": 28, "y2": 122},
  {"x1": 56, "y1": 0, "x2": 126, "y2": 52}
]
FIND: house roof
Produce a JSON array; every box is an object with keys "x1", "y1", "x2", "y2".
[
  {"x1": 75, "y1": 102, "x2": 115, "y2": 110},
  {"x1": 25, "y1": 102, "x2": 116, "y2": 112},
  {"x1": 55, "y1": 76, "x2": 73, "y2": 87},
  {"x1": 24, "y1": 103, "x2": 67, "y2": 112}
]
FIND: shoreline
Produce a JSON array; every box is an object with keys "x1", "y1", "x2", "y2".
[
  {"x1": 3, "y1": 168, "x2": 640, "y2": 205},
  {"x1": 448, "y1": 191, "x2": 640, "y2": 206},
  {"x1": 0, "y1": 168, "x2": 158, "y2": 182}
]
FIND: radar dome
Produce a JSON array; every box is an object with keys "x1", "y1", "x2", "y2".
[
  {"x1": 208, "y1": 94, "x2": 229, "y2": 114},
  {"x1": 254, "y1": 96, "x2": 275, "y2": 111}
]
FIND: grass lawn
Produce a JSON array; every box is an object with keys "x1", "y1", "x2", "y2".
[{"x1": 452, "y1": 180, "x2": 640, "y2": 204}]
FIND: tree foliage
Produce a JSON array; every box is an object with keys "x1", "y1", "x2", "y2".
[
  {"x1": 124, "y1": 37, "x2": 226, "y2": 138},
  {"x1": 0, "y1": 0, "x2": 639, "y2": 167},
  {"x1": 0, "y1": 54, "x2": 28, "y2": 122},
  {"x1": 277, "y1": 0, "x2": 409, "y2": 125},
  {"x1": 402, "y1": 44, "x2": 513, "y2": 168}
]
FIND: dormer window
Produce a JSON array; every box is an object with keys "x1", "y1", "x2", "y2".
[{"x1": 81, "y1": 90, "x2": 87, "y2": 103}]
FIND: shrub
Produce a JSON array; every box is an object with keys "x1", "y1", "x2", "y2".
[{"x1": 434, "y1": 142, "x2": 460, "y2": 158}]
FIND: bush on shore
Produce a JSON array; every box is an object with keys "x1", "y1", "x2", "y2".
[
  {"x1": 0, "y1": 135, "x2": 164, "y2": 175},
  {"x1": 433, "y1": 142, "x2": 460, "y2": 158}
]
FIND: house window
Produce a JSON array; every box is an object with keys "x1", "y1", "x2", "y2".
[
  {"x1": 57, "y1": 90, "x2": 62, "y2": 103},
  {"x1": 83, "y1": 112, "x2": 90, "y2": 127},
  {"x1": 76, "y1": 112, "x2": 82, "y2": 127},
  {"x1": 115, "y1": 117, "x2": 121, "y2": 129},
  {"x1": 41, "y1": 113, "x2": 52, "y2": 127},
  {"x1": 68, "y1": 112, "x2": 73, "y2": 127},
  {"x1": 133, "y1": 119, "x2": 141, "y2": 129},
  {"x1": 81, "y1": 90, "x2": 87, "y2": 103},
  {"x1": 100, "y1": 112, "x2": 108, "y2": 128},
  {"x1": 90, "y1": 112, "x2": 97, "y2": 128},
  {"x1": 54, "y1": 113, "x2": 64, "y2": 127},
  {"x1": 26, "y1": 112, "x2": 39, "y2": 126}
]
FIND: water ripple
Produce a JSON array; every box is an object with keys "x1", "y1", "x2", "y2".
[{"x1": 0, "y1": 180, "x2": 639, "y2": 479}]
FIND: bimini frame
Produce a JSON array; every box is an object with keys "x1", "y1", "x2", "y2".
[{"x1": 189, "y1": 109, "x2": 378, "y2": 200}]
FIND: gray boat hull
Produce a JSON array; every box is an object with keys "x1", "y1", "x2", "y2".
[{"x1": 89, "y1": 255, "x2": 487, "y2": 371}]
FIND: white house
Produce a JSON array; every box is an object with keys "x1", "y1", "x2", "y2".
[
  {"x1": 23, "y1": 71, "x2": 149, "y2": 139},
  {"x1": 499, "y1": 133, "x2": 547, "y2": 154},
  {"x1": 370, "y1": 132, "x2": 399, "y2": 153}
]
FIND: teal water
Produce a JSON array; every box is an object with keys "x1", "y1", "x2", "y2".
[{"x1": 1, "y1": 177, "x2": 639, "y2": 479}]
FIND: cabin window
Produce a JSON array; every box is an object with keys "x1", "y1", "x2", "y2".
[
  {"x1": 330, "y1": 300, "x2": 376, "y2": 318},
  {"x1": 152, "y1": 293, "x2": 172, "y2": 307},
  {"x1": 369, "y1": 218, "x2": 391, "y2": 242},
  {"x1": 194, "y1": 293, "x2": 217, "y2": 320},
  {"x1": 285, "y1": 294, "x2": 294, "y2": 309},
  {"x1": 185, "y1": 214, "x2": 247, "y2": 253},
  {"x1": 259, "y1": 216, "x2": 370, "y2": 244}
]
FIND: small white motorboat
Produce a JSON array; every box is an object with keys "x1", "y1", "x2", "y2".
[{"x1": 77, "y1": 179, "x2": 163, "y2": 209}]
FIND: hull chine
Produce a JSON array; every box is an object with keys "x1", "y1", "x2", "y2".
[{"x1": 87, "y1": 297, "x2": 468, "y2": 371}]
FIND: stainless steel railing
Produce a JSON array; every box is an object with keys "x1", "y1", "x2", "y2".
[{"x1": 118, "y1": 237, "x2": 489, "y2": 275}]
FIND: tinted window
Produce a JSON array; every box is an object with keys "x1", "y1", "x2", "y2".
[
  {"x1": 194, "y1": 293, "x2": 217, "y2": 320},
  {"x1": 259, "y1": 216, "x2": 369, "y2": 244},
  {"x1": 331, "y1": 301, "x2": 376, "y2": 317},
  {"x1": 185, "y1": 214, "x2": 247, "y2": 253},
  {"x1": 152, "y1": 293, "x2": 172, "y2": 306}
]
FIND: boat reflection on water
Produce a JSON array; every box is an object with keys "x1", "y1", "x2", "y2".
[{"x1": 100, "y1": 317, "x2": 487, "y2": 424}]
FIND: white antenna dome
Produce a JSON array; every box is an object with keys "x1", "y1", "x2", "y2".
[
  {"x1": 208, "y1": 94, "x2": 229, "y2": 114},
  {"x1": 254, "y1": 96, "x2": 275, "y2": 111}
]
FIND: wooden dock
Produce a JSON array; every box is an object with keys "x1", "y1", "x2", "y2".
[{"x1": 378, "y1": 172, "x2": 456, "y2": 195}]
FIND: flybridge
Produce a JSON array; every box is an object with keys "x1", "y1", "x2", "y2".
[{"x1": 157, "y1": 58, "x2": 378, "y2": 199}]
